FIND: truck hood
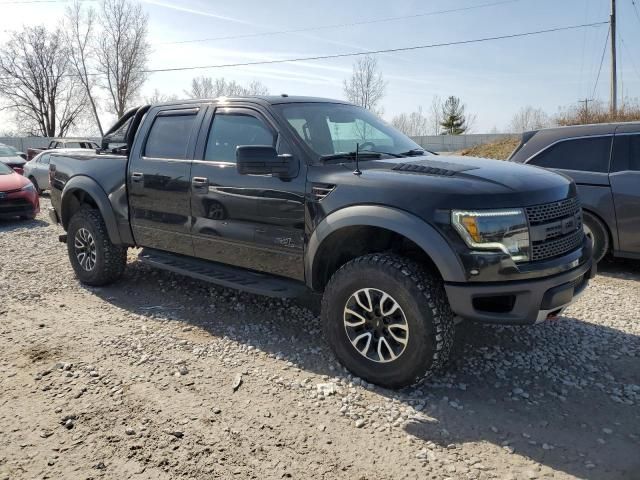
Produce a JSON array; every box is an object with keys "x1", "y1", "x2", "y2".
[{"x1": 312, "y1": 154, "x2": 576, "y2": 213}]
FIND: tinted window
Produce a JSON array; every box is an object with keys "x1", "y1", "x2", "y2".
[
  {"x1": 612, "y1": 134, "x2": 640, "y2": 172},
  {"x1": 204, "y1": 113, "x2": 274, "y2": 163},
  {"x1": 145, "y1": 114, "x2": 197, "y2": 159},
  {"x1": 529, "y1": 136, "x2": 612, "y2": 173}
]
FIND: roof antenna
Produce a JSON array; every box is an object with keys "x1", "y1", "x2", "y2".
[{"x1": 353, "y1": 142, "x2": 362, "y2": 176}]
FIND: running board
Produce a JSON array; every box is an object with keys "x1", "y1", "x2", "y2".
[{"x1": 137, "y1": 248, "x2": 307, "y2": 298}]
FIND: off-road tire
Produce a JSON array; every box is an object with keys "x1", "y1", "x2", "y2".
[
  {"x1": 321, "y1": 253, "x2": 455, "y2": 389},
  {"x1": 583, "y1": 211, "x2": 609, "y2": 263},
  {"x1": 67, "y1": 208, "x2": 127, "y2": 286}
]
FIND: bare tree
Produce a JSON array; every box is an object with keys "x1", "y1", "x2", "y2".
[
  {"x1": 510, "y1": 106, "x2": 549, "y2": 133},
  {"x1": 144, "y1": 88, "x2": 178, "y2": 104},
  {"x1": 391, "y1": 106, "x2": 429, "y2": 137},
  {"x1": 428, "y1": 95, "x2": 442, "y2": 135},
  {"x1": 96, "y1": 0, "x2": 150, "y2": 118},
  {"x1": 0, "y1": 25, "x2": 86, "y2": 137},
  {"x1": 64, "y1": 0, "x2": 103, "y2": 135},
  {"x1": 184, "y1": 77, "x2": 269, "y2": 98},
  {"x1": 343, "y1": 55, "x2": 386, "y2": 114}
]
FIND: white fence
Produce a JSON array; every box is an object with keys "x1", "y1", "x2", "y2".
[
  {"x1": 2, "y1": 134, "x2": 517, "y2": 154},
  {"x1": 0, "y1": 137, "x2": 53, "y2": 152},
  {"x1": 410, "y1": 134, "x2": 516, "y2": 152}
]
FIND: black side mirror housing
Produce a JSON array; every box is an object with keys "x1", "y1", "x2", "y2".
[
  {"x1": 18, "y1": 152, "x2": 27, "y2": 160},
  {"x1": 236, "y1": 145, "x2": 294, "y2": 178}
]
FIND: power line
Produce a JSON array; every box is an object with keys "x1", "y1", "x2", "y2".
[
  {"x1": 592, "y1": 24, "x2": 610, "y2": 99},
  {"x1": 160, "y1": 0, "x2": 524, "y2": 46},
  {"x1": 145, "y1": 21, "x2": 609, "y2": 74},
  {"x1": 632, "y1": 0, "x2": 640, "y2": 26},
  {"x1": 0, "y1": 21, "x2": 608, "y2": 80},
  {"x1": 619, "y1": 33, "x2": 640, "y2": 84}
]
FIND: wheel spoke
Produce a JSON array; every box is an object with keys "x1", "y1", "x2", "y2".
[
  {"x1": 377, "y1": 337, "x2": 397, "y2": 362},
  {"x1": 351, "y1": 332, "x2": 373, "y2": 355},
  {"x1": 355, "y1": 289, "x2": 373, "y2": 312},
  {"x1": 344, "y1": 308, "x2": 367, "y2": 327},
  {"x1": 387, "y1": 324, "x2": 408, "y2": 345},
  {"x1": 379, "y1": 292, "x2": 400, "y2": 316}
]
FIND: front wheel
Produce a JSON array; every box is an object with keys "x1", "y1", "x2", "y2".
[
  {"x1": 66, "y1": 209, "x2": 127, "y2": 286},
  {"x1": 28, "y1": 177, "x2": 42, "y2": 195},
  {"x1": 321, "y1": 253, "x2": 455, "y2": 389}
]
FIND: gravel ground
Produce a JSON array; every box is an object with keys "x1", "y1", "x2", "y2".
[{"x1": 1, "y1": 197, "x2": 639, "y2": 480}]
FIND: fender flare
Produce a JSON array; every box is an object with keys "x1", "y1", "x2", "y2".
[
  {"x1": 61, "y1": 175, "x2": 122, "y2": 245},
  {"x1": 305, "y1": 205, "x2": 466, "y2": 289}
]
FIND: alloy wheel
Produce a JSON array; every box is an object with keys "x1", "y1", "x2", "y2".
[
  {"x1": 343, "y1": 288, "x2": 409, "y2": 363},
  {"x1": 74, "y1": 227, "x2": 97, "y2": 271}
]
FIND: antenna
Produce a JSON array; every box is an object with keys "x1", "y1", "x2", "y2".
[{"x1": 353, "y1": 142, "x2": 362, "y2": 176}]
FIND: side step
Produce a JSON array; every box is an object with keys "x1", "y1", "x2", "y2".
[{"x1": 137, "y1": 248, "x2": 307, "y2": 299}]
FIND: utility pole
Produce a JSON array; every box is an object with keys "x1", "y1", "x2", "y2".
[
  {"x1": 610, "y1": 0, "x2": 617, "y2": 114},
  {"x1": 579, "y1": 98, "x2": 592, "y2": 122}
]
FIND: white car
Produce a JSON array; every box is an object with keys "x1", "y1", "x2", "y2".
[{"x1": 23, "y1": 149, "x2": 87, "y2": 194}]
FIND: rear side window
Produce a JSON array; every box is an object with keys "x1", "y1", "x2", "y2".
[
  {"x1": 204, "y1": 113, "x2": 275, "y2": 163},
  {"x1": 529, "y1": 136, "x2": 612, "y2": 173},
  {"x1": 145, "y1": 113, "x2": 197, "y2": 159},
  {"x1": 612, "y1": 134, "x2": 640, "y2": 172}
]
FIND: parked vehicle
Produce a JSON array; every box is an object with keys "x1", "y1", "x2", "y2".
[
  {"x1": 509, "y1": 122, "x2": 640, "y2": 263},
  {"x1": 24, "y1": 149, "x2": 88, "y2": 194},
  {"x1": 0, "y1": 143, "x2": 27, "y2": 175},
  {"x1": 48, "y1": 96, "x2": 594, "y2": 388},
  {"x1": 0, "y1": 161, "x2": 39, "y2": 220},
  {"x1": 27, "y1": 138, "x2": 98, "y2": 161}
]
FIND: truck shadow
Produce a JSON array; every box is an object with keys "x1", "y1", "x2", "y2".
[
  {"x1": 597, "y1": 257, "x2": 640, "y2": 281},
  {"x1": 92, "y1": 259, "x2": 640, "y2": 480}
]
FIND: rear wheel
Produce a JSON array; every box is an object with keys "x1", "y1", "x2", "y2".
[
  {"x1": 583, "y1": 211, "x2": 609, "y2": 263},
  {"x1": 322, "y1": 253, "x2": 455, "y2": 389},
  {"x1": 66, "y1": 208, "x2": 127, "y2": 286}
]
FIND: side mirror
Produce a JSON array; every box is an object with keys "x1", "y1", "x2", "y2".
[
  {"x1": 236, "y1": 145, "x2": 294, "y2": 178},
  {"x1": 18, "y1": 152, "x2": 27, "y2": 160}
]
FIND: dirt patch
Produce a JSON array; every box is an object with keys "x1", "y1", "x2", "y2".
[{"x1": 458, "y1": 137, "x2": 520, "y2": 160}]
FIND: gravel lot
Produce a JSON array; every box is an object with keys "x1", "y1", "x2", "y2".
[{"x1": 1, "y1": 196, "x2": 639, "y2": 480}]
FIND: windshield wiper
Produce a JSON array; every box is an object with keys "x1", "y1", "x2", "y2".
[{"x1": 320, "y1": 150, "x2": 403, "y2": 161}]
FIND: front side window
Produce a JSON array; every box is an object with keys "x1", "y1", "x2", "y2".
[
  {"x1": 38, "y1": 154, "x2": 50, "y2": 165},
  {"x1": 145, "y1": 113, "x2": 197, "y2": 159},
  {"x1": 204, "y1": 113, "x2": 275, "y2": 163},
  {"x1": 275, "y1": 103, "x2": 420, "y2": 157},
  {"x1": 612, "y1": 134, "x2": 640, "y2": 172},
  {"x1": 529, "y1": 136, "x2": 612, "y2": 173}
]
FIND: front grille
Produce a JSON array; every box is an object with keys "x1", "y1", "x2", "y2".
[
  {"x1": 531, "y1": 228, "x2": 584, "y2": 261},
  {"x1": 526, "y1": 197, "x2": 584, "y2": 262},
  {"x1": 0, "y1": 198, "x2": 32, "y2": 215},
  {"x1": 525, "y1": 197, "x2": 580, "y2": 225}
]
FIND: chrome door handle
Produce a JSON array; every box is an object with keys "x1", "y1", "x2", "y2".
[
  {"x1": 192, "y1": 177, "x2": 209, "y2": 186},
  {"x1": 131, "y1": 172, "x2": 144, "y2": 182}
]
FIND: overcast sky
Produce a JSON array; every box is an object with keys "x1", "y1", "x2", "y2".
[{"x1": 1, "y1": 0, "x2": 639, "y2": 132}]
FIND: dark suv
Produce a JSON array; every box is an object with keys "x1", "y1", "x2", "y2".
[{"x1": 509, "y1": 122, "x2": 640, "y2": 263}]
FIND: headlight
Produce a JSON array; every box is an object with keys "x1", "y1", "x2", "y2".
[
  {"x1": 21, "y1": 182, "x2": 36, "y2": 192},
  {"x1": 452, "y1": 209, "x2": 530, "y2": 262}
]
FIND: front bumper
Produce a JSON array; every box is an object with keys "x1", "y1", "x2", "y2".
[
  {"x1": 0, "y1": 189, "x2": 39, "y2": 219},
  {"x1": 445, "y1": 258, "x2": 595, "y2": 325}
]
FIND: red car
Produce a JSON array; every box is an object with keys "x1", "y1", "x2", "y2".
[{"x1": 0, "y1": 161, "x2": 39, "y2": 220}]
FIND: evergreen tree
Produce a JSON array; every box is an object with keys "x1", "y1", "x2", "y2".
[{"x1": 440, "y1": 96, "x2": 467, "y2": 135}]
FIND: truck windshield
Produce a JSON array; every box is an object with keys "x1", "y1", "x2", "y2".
[{"x1": 274, "y1": 103, "x2": 423, "y2": 159}]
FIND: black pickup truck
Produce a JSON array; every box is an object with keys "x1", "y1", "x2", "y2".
[{"x1": 48, "y1": 96, "x2": 594, "y2": 388}]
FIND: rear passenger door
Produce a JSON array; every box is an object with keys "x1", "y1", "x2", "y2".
[
  {"x1": 128, "y1": 105, "x2": 205, "y2": 256},
  {"x1": 34, "y1": 154, "x2": 51, "y2": 188},
  {"x1": 610, "y1": 127, "x2": 640, "y2": 255}
]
